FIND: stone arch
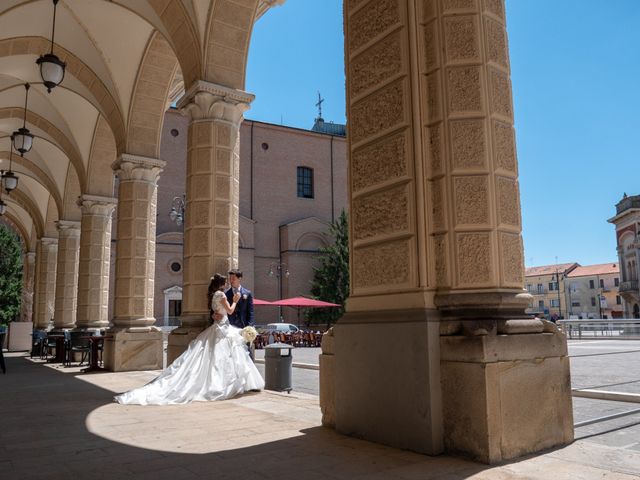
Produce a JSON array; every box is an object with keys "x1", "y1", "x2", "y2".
[
  {"x1": 1, "y1": 212, "x2": 31, "y2": 251},
  {"x1": 62, "y1": 166, "x2": 82, "y2": 222},
  {"x1": 6, "y1": 189, "x2": 44, "y2": 237},
  {"x1": 86, "y1": 116, "x2": 117, "y2": 197},
  {"x1": 0, "y1": 151, "x2": 64, "y2": 215},
  {"x1": 148, "y1": 0, "x2": 202, "y2": 89},
  {"x1": 0, "y1": 36, "x2": 126, "y2": 151},
  {"x1": 43, "y1": 197, "x2": 58, "y2": 237},
  {"x1": 0, "y1": 108, "x2": 87, "y2": 191},
  {"x1": 202, "y1": 0, "x2": 260, "y2": 89},
  {"x1": 295, "y1": 231, "x2": 329, "y2": 251},
  {"x1": 126, "y1": 31, "x2": 180, "y2": 158}
]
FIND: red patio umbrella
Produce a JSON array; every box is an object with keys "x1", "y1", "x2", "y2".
[
  {"x1": 270, "y1": 296, "x2": 341, "y2": 327},
  {"x1": 252, "y1": 298, "x2": 273, "y2": 305}
]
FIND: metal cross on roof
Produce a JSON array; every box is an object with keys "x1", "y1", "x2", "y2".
[{"x1": 315, "y1": 91, "x2": 324, "y2": 120}]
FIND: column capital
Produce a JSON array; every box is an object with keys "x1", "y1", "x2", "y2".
[
  {"x1": 78, "y1": 194, "x2": 117, "y2": 216},
  {"x1": 26, "y1": 251, "x2": 36, "y2": 262},
  {"x1": 177, "y1": 80, "x2": 254, "y2": 124},
  {"x1": 39, "y1": 237, "x2": 58, "y2": 247},
  {"x1": 56, "y1": 220, "x2": 81, "y2": 237},
  {"x1": 112, "y1": 154, "x2": 166, "y2": 183}
]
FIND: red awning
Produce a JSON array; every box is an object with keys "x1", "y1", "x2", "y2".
[{"x1": 270, "y1": 297, "x2": 340, "y2": 307}]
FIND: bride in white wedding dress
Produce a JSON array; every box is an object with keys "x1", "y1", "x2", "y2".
[{"x1": 115, "y1": 273, "x2": 264, "y2": 405}]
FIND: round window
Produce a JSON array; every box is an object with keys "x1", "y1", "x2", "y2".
[
  {"x1": 261, "y1": 142, "x2": 269, "y2": 150},
  {"x1": 170, "y1": 129, "x2": 179, "y2": 137},
  {"x1": 170, "y1": 262, "x2": 182, "y2": 272}
]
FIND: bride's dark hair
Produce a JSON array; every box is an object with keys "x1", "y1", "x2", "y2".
[{"x1": 207, "y1": 273, "x2": 227, "y2": 306}]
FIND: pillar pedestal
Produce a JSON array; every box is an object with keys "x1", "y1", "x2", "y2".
[
  {"x1": 103, "y1": 326, "x2": 163, "y2": 372},
  {"x1": 440, "y1": 330, "x2": 573, "y2": 463}
]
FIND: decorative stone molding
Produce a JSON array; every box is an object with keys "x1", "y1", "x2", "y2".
[
  {"x1": 178, "y1": 80, "x2": 253, "y2": 124},
  {"x1": 112, "y1": 154, "x2": 165, "y2": 183},
  {"x1": 78, "y1": 194, "x2": 117, "y2": 216},
  {"x1": 39, "y1": 237, "x2": 59, "y2": 247},
  {"x1": 55, "y1": 220, "x2": 81, "y2": 237}
]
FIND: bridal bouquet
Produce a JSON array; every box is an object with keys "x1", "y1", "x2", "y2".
[{"x1": 241, "y1": 326, "x2": 258, "y2": 343}]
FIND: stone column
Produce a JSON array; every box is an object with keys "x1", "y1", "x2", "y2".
[
  {"x1": 167, "y1": 81, "x2": 252, "y2": 364},
  {"x1": 328, "y1": 0, "x2": 572, "y2": 463},
  {"x1": 52, "y1": 221, "x2": 81, "y2": 330},
  {"x1": 76, "y1": 195, "x2": 116, "y2": 329},
  {"x1": 103, "y1": 154, "x2": 165, "y2": 372},
  {"x1": 21, "y1": 251, "x2": 36, "y2": 323},
  {"x1": 33, "y1": 238, "x2": 58, "y2": 330}
]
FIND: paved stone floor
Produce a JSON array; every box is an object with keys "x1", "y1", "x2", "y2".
[{"x1": 1, "y1": 341, "x2": 640, "y2": 479}]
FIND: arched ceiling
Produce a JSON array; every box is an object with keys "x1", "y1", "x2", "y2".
[{"x1": 0, "y1": 0, "x2": 282, "y2": 237}]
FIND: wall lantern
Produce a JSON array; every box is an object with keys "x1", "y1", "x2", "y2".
[
  {"x1": 12, "y1": 83, "x2": 34, "y2": 155},
  {"x1": 36, "y1": 0, "x2": 66, "y2": 93}
]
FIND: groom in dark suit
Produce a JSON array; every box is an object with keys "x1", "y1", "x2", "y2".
[{"x1": 226, "y1": 269, "x2": 255, "y2": 329}]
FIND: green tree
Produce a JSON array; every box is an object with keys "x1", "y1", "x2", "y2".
[
  {"x1": 0, "y1": 224, "x2": 23, "y2": 325},
  {"x1": 306, "y1": 210, "x2": 349, "y2": 329}
]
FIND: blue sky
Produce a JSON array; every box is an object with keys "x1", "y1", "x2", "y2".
[{"x1": 246, "y1": 0, "x2": 640, "y2": 268}]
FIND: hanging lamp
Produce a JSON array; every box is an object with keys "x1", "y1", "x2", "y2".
[
  {"x1": 36, "y1": 0, "x2": 66, "y2": 93},
  {"x1": 11, "y1": 83, "x2": 34, "y2": 155},
  {"x1": 1, "y1": 147, "x2": 19, "y2": 194}
]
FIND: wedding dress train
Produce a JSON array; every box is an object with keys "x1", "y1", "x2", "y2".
[{"x1": 115, "y1": 291, "x2": 264, "y2": 405}]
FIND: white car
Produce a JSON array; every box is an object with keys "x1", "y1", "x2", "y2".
[{"x1": 266, "y1": 323, "x2": 299, "y2": 333}]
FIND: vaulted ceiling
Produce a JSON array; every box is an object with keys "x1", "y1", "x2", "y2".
[{"x1": 0, "y1": 0, "x2": 281, "y2": 251}]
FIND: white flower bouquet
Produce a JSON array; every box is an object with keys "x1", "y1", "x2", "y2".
[{"x1": 241, "y1": 326, "x2": 258, "y2": 343}]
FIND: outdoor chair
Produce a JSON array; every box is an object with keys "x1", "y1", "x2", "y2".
[
  {"x1": 43, "y1": 333, "x2": 58, "y2": 361},
  {"x1": 65, "y1": 331, "x2": 90, "y2": 367},
  {"x1": 31, "y1": 331, "x2": 47, "y2": 359}
]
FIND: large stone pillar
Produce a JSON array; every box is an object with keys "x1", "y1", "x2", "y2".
[
  {"x1": 20, "y1": 251, "x2": 36, "y2": 323},
  {"x1": 328, "y1": 0, "x2": 572, "y2": 463},
  {"x1": 52, "y1": 221, "x2": 81, "y2": 330},
  {"x1": 76, "y1": 195, "x2": 116, "y2": 329},
  {"x1": 33, "y1": 238, "x2": 58, "y2": 330},
  {"x1": 103, "y1": 154, "x2": 165, "y2": 372},
  {"x1": 167, "y1": 81, "x2": 252, "y2": 364}
]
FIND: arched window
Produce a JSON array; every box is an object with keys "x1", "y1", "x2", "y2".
[{"x1": 297, "y1": 166, "x2": 314, "y2": 198}]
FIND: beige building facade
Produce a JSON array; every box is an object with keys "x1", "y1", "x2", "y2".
[
  {"x1": 608, "y1": 194, "x2": 640, "y2": 318},
  {"x1": 0, "y1": 0, "x2": 574, "y2": 464},
  {"x1": 565, "y1": 263, "x2": 623, "y2": 319},
  {"x1": 525, "y1": 263, "x2": 577, "y2": 319}
]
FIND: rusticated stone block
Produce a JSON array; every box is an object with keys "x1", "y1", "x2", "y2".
[
  {"x1": 489, "y1": 68, "x2": 512, "y2": 118},
  {"x1": 348, "y1": 0, "x2": 400, "y2": 54},
  {"x1": 454, "y1": 176, "x2": 489, "y2": 225},
  {"x1": 492, "y1": 120, "x2": 517, "y2": 172},
  {"x1": 496, "y1": 176, "x2": 520, "y2": 226},
  {"x1": 422, "y1": 20, "x2": 439, "y2": 73},
  {"x1": 353, "y1": 184, "x2": 410, "y2": 240},
  {"x1": 451, "y1": 119, "x2": 486, "y2": 169},
  {"x1": 425, "y1": 72, "x2": 442, "y2": 122},
  {"x1": 351, "y1": 132, "x2": 407, "y2": 192},
  {"x1": 447, "y1": 66, "x2": 483, "y2": 113},
  {"x1": 457, "y1": 232, "x2": 492, "y2": 285},
  {"x1": 350, "y1": 79, "x2": 405, "y2": 143},
  {"x1": 350, "y1": 31, "x2": 403, "y2": 97},
  {"x1": 434, "y1": 233, "x2": 449, "y2": 285},
  {"x1": 444, "y1": 16, "x2": 479, "y2": 62},
  {"x1": 427, "y1": 123, "x2": 443, "y2": 174},
  {"x1": 500, "y1": 232, "x2": 523, "y2": 284},
  {"x1": 430, "y1": 178, "x2": 446, "y2": 231},
  {"x1": 442, "y1": 0, "x2": 477, "y2": 12},
  {"x1": 353, "y1": 239, "x2": 411, "y2": 288},
  {"x1": 485, "y1": 17, "x2": 508, "y2": 68}
]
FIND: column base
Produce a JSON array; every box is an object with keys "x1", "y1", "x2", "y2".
[
  {"x1": 333, "y1": 309, "x2": 443, "y2": 455},
  {"x1": 103, "y1": 326, "x2": 163, "y2": 372},
  {"x1": 166, "y1": 325, "x2": 206, "y2": 366},
  {"x1": 440, "y1": 331, "x2": 574, "y2": 463}
]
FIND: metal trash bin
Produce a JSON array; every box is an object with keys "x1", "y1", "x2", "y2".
[{"x1": 264, "y1": 342, "x2": 293, "y2": 393}]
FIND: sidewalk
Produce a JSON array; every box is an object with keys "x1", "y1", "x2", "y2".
[{"x1": 1, "y1": 352, "x2": 639, "y2": 479}]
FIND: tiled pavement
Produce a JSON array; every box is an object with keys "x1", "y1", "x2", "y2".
[{"x1": 1, "y1": 346, "x2": 640, "y2": 480}]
